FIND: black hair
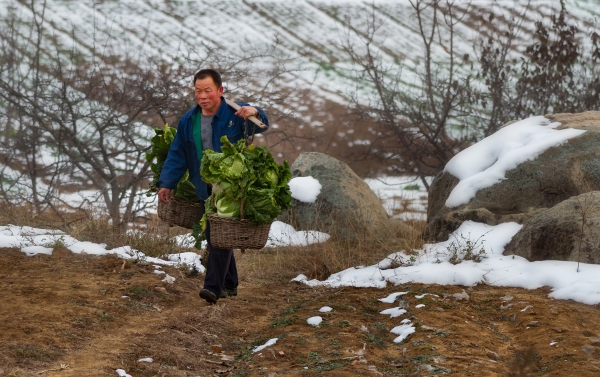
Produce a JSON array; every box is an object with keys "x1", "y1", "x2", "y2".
[{"x1": 193, "y1": 69, "x2": 222, "y2": 88}]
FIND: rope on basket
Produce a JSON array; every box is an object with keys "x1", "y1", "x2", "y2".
[{"x1": 239, "y1": 118, "x2": 255, "y2": 253}]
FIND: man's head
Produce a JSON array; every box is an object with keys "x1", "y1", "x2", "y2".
[
  {"x1": 193, "y1": 69, "x2": 224, "y2": 115},
  {"x1": 193, "y1": 69, "x2": 222, "y2": 88}
]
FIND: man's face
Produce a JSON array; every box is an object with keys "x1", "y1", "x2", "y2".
[{"x1": 194, "y1": 76, "x2": 223, "y2": 115}]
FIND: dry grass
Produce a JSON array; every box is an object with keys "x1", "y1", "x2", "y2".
[
  {"x1": 0, "y1": 203, "x2": 192, "y2": 259},
  {"x1": 119, "y1": 306, "x2": 239, "y2": 376},
  {"x1": 508, "y1": 346, "x2": 540, "y2": 377},
  {"x1": 238, "y1": 217, "x2": 426, "y2": 283},
  {"x1": 0, "y1": 203, "x2": 425, "y2": 283}
]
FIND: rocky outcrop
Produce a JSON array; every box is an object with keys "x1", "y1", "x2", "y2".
[
  {"x1": 279, "y1": 152, "x2": 414, "y2": 240},
  {"x1": 503, "y1": 192, "x2": 600, "y2": 263},
  {"x1": 424, "y1": 111, "x2": 600, "y2": 242}
]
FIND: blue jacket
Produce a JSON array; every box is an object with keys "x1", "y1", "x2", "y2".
[{"x1": 157, "y1": 97, "x2": 269, "y2": 201}]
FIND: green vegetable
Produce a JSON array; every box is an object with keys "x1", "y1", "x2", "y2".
[
  {"x1": 216, "y1": 197, "x2": 240, "y2": 218},
  {"x1": 197, "y1": 135, "x2": 292, "y2": 237},
  {"x1": 145, "y1": 124, "x2": 200, "y2": 203}
]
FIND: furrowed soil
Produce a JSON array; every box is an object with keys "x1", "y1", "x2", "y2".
[{"x1": 1, "y1": 247, "x2": 600, "y2": 377}]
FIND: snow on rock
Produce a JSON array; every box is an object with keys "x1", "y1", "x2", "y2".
[
  {"x1": 444, "y1": 116, "x2": 586, "y2": 208},
  {"x1": 289, "y1": 176, "x2": 321, "y2": 203}
]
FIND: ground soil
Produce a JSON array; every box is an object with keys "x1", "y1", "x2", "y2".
[{"x1": 1, "y1": 247, "x2": 600, "y2": 377}]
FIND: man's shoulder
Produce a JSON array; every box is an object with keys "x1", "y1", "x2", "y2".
[{"x1": 217, "y1": 97, "x2": 236, "y2": 117}]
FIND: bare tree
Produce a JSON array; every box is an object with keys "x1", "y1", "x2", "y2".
[
  {"x1": 479, "y1": 0, "x2": 600, "y2": 131},
  {"x1": 338, "y1": 0, "x2": 480, "y2": 189},
  {"x1": 0, "y1": 1, "x2": 182, "y2": 229},
  {"x1": 0, "y1": 0, "x2": 312, "y2": 230},
  {"x1": 338, "y1": 0, "x2": 600, "y2": 186}
]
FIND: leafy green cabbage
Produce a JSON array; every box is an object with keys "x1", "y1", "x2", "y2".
[
  {"x1": 216, "y1": 197, "x2": 240, "y2": 218},
  {"x1": 197, "y1": 135, "x2": 292, "y2": 237},
  {"x1": 145, "y1": 124, "x2": 200, "y2": 203}
]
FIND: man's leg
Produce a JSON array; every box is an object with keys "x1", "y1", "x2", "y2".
[
  {"x1": 200, "y1": 219, "x2": 234, "y2": 303},
  {"x1": 221, "y1": 252, "x2": 238, "y2": 298}
]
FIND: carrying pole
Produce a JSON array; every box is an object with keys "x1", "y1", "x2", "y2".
[{"x1": 224, "y1": 99, "x2": 267, "y2": 129}]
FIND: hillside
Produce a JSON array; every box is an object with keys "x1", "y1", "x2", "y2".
[{"x1": 2, "y1": 0, "x2": 600, "y2": 173}]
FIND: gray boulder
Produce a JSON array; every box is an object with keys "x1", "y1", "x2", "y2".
[
  {"x1": 503, "y1": 192, "x2": 600, "y2": 263},
  {"x1": 425, "y1": 111, "x2": 600, "y2": 242},
  {"x1": 279, "y1": 152, "x2": 414, "y2": 240}
]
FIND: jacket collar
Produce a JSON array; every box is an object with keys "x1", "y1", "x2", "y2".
[{"x1": 213, "y1": 96, "x2": 228, "y2": 120}]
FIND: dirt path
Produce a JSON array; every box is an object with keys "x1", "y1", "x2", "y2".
[{"x1": 1, "y1": 247, "x2": 600, "y2": 376}]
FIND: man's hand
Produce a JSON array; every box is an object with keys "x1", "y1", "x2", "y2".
[
  {"x1": 235, "y1": 106, "x2": 258, "y2": 119},
  {"x1": 158, "y1": 188, "x2": 171, "y2": 203}
]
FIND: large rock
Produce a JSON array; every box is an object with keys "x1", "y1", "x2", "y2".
[
  {"x1": 425, "y1": 111, "x2": 600, "y2": 242},
  {"x1": 503, "y1": 192, "x2": 600, "y2": 263},
  {"x1": 279, "y1": 152, "x2": 413, "y2": 240}
]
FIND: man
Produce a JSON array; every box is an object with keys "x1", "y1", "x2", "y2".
[{"x1": 157, "y1": 69, "x2": 269, "y2": 304}]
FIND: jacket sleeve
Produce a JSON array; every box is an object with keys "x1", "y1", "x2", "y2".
[
  {"x1": 236, "y1": 102, "x2": 269, "y2": 135},
  {"x1": 156, "y1": 118, "x2": 187, "y2": 189}
]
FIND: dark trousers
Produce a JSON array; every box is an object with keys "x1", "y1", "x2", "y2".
[{"x1": 203, "y1": 211, "x2": 238, "y2": 297}]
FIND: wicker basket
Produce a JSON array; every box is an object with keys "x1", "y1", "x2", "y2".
[
  {"x1": 208, "y1": 214, "x2": 272, "y2": 250},
  {"x1": 157, "y1": 197, "x2": 204, "y2": 229}
]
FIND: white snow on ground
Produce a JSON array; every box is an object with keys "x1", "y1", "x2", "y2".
[
  {"x1": 390, "y1": 322, "x2": 416, "y2": 344},
  {"x1": 0, "y1": 224, "x2": 206, "y2": 274},
  {"x1": 170, "y1": 221, "x2": 330, "y2": 250},
  {"x1": 0, "y1": 218, "x2": 331, "y2": 273},
  {"x1": 307, "y1": 316, "x2": 323, "y2": 326},
  {"x1": 296, "y1": 215, "x2": 600, "y2": 306},
  {"x1": 378, "y1": 292, "x2": 409, "y2": 303},
  {"x1": 252, "y1": 338, "x2": 278, "y2": 353},
  {"x1": 265, "y1": 221, "x2": 330, "y2": 247},
  {"x1": 380, "y1": 307, "x2": 407, "y2": 318},
  {"x1": 364, "y1": 176, "x2": 430, "y2": 221}
]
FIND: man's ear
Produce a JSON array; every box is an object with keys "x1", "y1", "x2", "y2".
[{"x1": 218, "y1": 86, "x2": 224, "y2": 96}]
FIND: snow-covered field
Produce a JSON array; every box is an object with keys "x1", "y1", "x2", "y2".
[
  {"x1": 2, "y1": 0, "x2": 598, "y2": 221},
  {"x1": 2, "y1": 0, "x2": 598, "y2": 108}
]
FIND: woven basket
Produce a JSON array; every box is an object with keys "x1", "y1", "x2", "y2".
[
  {"x1": 208, "y1": 214, "x2": 272, "y2": 250},
  {"x1": 157, "y1": 197, "x2": 204, "y2": 229}
]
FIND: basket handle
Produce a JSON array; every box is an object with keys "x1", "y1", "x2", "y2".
[{"x1": 168, "y1": 191, "x2": 176, "y2": 226}]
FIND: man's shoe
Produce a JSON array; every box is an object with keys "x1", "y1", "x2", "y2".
[
  {"x1": 219, "y1": 287, "x2": 238, "y2": 299},
  {"x1": 199, "y1": 289, "x2": 218, "y2": 304}
]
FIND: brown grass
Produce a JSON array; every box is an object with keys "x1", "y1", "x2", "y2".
[
  {"x1": 240, "y1": 217, "x2": 426, "y2": 283},
  {"x1": 0, "y1": 203, "x2": 425, "y2": 283}
]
